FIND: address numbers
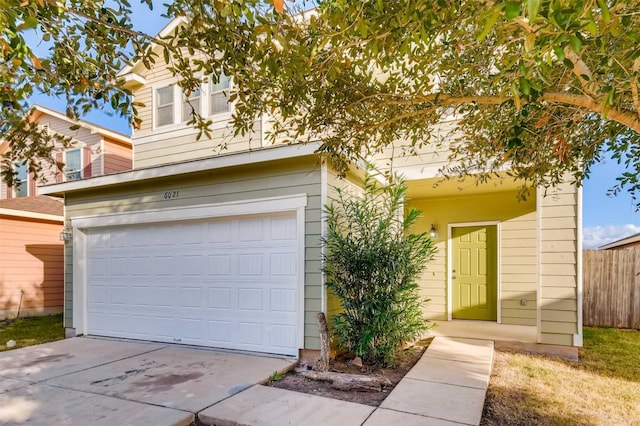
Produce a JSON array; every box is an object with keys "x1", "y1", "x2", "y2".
[{"x1": 162, "y1": 190, "x2": 180, "y2": 200}]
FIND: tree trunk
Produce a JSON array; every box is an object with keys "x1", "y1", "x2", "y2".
[{"x1": 315, "y1": 312, "x2": 330, "y2": 372}]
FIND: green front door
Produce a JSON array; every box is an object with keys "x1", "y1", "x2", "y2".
[{"x1": 452, "y1": 225, "x2": 497, "y2": 320}]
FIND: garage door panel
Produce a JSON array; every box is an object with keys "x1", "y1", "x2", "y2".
[
  {"x1": 86, "y1": 214, "x2": 299, "y2": 356},
  {"x1": 181, "y1": 223, "x2": 206, "y2": 245},
  {"x1": 271, "y1": 324, "x2": 297, "y2": 349},
  {"x1": 208, "y1": 320, "x2": 232, "y2": 342},
  {"x1": 130, "y1": 286, "x2": 153, "y2": 307},
  {"x1": 270, "y1": 289, "x2": 296, "y2": 312},
  {"x1": 208, "y1": 254, "x2": 232, "y2": 276},
  {"x1": 238, "y1": 218, "x2": 265, "y2": 242},
  {"x1": 271, "y1": 253, "x2": 297, "y2": 276},
  {"x1": 208, "y1": 287, "x2": 231, "y2": 309},
  {"x1": 207, "y1": 221, "x2": 232, "y2": 243},
  {"x1": 238, "y1": 253, "x2": 264, "y2": 276},
  {"x1": 271, "y1": 216, "x2": 297, "y2": 240}
]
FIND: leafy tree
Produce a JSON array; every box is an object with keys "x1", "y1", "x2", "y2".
[
  {"x1": 322, "y1": 176, "x2": 435, "y2": 367},
  {"x1": 2, "y1": 1, "x2": 640, "y2": 205},
  {"x1": 1, "y1": 0, "x2": 159, "y2": 185}
]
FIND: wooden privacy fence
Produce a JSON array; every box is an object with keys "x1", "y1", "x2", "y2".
[{"x1": 583, "y1": 248, "x2": 640, "y2": 329}]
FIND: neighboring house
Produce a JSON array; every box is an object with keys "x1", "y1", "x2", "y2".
[
  {"x1": 599, "y1": 232, "x2": 640, "y2": 250},
  {"x1": 0, "y1": 104, "x2": 133, "y2": 199},
  {"x1": 0, "y1": 196, "x2": 64, "y2": 319},
  {"x1": 39, "y1": 19, "x2": 582, "y2": 354},
  {"x1": 0, "y1": 105, "x2": 132, "y2": 319}
]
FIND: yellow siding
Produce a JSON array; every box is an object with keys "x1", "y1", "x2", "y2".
[
  {"x1": 133, "y1": 123, "x2": 262, "y2": 169},
  {"x1": 373, "y1": 119, "x2": 459, "y2": 178},
  {"x1": 409, "y1": 189, "x2": 538, "y2": 325},
  {"x1": 129, "y1": 53, "x2": 267, "y2": 168},
  {"x1": 539, "y1": 182, "x2": 579, "y2": 345},
  {"x1": 131, "y1": 59, "x2": 174, "y2": 133},
  {"x1": 63, "y1": 157, "x2": 324, "y2": 349}
]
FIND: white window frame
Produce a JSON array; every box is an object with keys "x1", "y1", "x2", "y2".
[
  {"x1": 65, "y1": 148, "x2": 83, "y2": 181},
  {"x1": 14, "y1": 162, "x2": 28, "y2": 197},
  {"x1": 182, "y1": 86, "x2": 202, "y2": 123},
  {"x1": 209, "y1": 74, "x2": 232, "y2": 118},
  {"x1": 152, "y1": 75, "x2": 233, "y2": 131},
  {"x1": 154, "y1": 85, "x2": 175, "y2": 128}
]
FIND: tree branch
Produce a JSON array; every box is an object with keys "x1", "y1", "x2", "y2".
[
  {"x1": 563, "y1": 47, "x2": 598, "y2": 100},
  {"x1": 541, "y1": 91, "x2": 640, "y2": 133},
  {"x1": 354, "y1": 92, "x2": 640, "y2": 134},
  {"x1": 632, "y1": 56, "x2": 640, "y2": 117},
  {"x1": 61, "y1": 6, "x2": 175, "y2": 50}
]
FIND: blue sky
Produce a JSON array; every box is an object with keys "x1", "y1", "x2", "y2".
[{"x1": 27, "y1": 3, "x2": 639, "y2": 248}]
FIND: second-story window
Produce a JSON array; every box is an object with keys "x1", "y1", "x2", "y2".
[
  {"x1": 14, "y1": 162, "x2": 28, "y2": 197},
  {"x1": 210, "y1": 74, "x2": 230, "y2": 115},
  {"x1": 154, "y1": 77, "x2": 231, "y2": 128},
  {"x1": 65, "y1": 149, "x2": 82, "y2": 181},
  {"x1": 182, "y1": 87, "x2": 201, "y2": 122},
  {"x1": 156, "y1": 86, "x2": 174, "y2": 127}
]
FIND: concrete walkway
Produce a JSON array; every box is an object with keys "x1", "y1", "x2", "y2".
[{"x1": 200, "y1": 337, "x2": 494, "y2": 426}]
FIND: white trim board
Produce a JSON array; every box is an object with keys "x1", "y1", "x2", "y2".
[
  {"x1": 319, "y1": 159, "x2": 328, "y2": 314},
  {"x1": 574, "y1": 185, "x2": 584, "y2": 347},
  {"x1": 536, "y1": 189, "x2": 543, "y2": 344},
  {"x1": 39, "y1": 142, "x2": 322, "y2": 196},
  {"x1": 447, "y1": 221, "x2": 502, "y2": 322},
  {"x1": 71, "y1": 194, "x2": 307, "y2": 229}
]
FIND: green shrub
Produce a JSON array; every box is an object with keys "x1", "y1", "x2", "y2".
[{"x1": 322, "y1": 175, "x2": 436, "y2": 367}]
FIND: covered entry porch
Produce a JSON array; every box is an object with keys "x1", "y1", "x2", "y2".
[{"x1": 405, "y1": 173, "x2": 581, "y2": 346}]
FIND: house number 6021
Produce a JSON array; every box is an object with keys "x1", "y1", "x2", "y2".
[{"x1": 163, "y1": 190, "x2": 180, "y2": 200}]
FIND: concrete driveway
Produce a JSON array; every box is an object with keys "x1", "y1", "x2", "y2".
[{"x1": 0, "y1": 337, "x2": 296, "y2": 425}]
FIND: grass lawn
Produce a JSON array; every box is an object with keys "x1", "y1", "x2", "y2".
[
  {"x1": 481, "y1": 327, "x2": 640, "y2": 425},
  {"x1": 0, "y1": 314, "x2": 64, "y2": 352}
]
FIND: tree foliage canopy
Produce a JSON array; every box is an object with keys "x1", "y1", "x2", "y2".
[{"x1": 2, "y1": 0, "x2": 640, "y2": 205}]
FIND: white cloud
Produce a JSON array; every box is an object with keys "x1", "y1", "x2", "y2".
[{"x1": 582, "y1": 224, "x2": 640, "y2": 249}]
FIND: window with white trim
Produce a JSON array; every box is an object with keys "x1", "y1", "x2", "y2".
[
  {"x1": 182, "y1": 86, "x2": 201, "y2": 122},
  {"x1": 153, "y1": 76, "x2": 231, "y2": 129},
  {"x1": 155, "y1": 86, "x2": 174, "y2": 127},
  {"x1": 210, "y1": 74, "x2": 230, "y2": 115},
  {"x1": 65, "y1": 149, "x2": 82, "y2": 181},
  {"x1": 14, "y1": 162, "x2": 28, "y2": 197}
]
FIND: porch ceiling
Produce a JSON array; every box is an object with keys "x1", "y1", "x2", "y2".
[{"x1": 406, "y1": 173, "x2": 528, "y2": 199}]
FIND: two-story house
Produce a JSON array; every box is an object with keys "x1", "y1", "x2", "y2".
[
  {"x1": 39, "y1": 18, "x2": 582, "y2": 354},
  {"x1": 0, "y1": 105, "x2": 132, "y2": 319}
]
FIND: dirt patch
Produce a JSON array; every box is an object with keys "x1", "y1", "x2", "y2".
[{"x1": 267, "y1": 338, "x2": 432, "y2": 407}]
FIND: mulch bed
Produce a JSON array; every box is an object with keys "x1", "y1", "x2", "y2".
[{"x1": 267, "y1": 338, "x2": 432, "y2": 407}]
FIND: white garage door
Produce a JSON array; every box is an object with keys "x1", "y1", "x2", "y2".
[{"x1": 86, "y1": 213, "x2": 299, "y2": 356}]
